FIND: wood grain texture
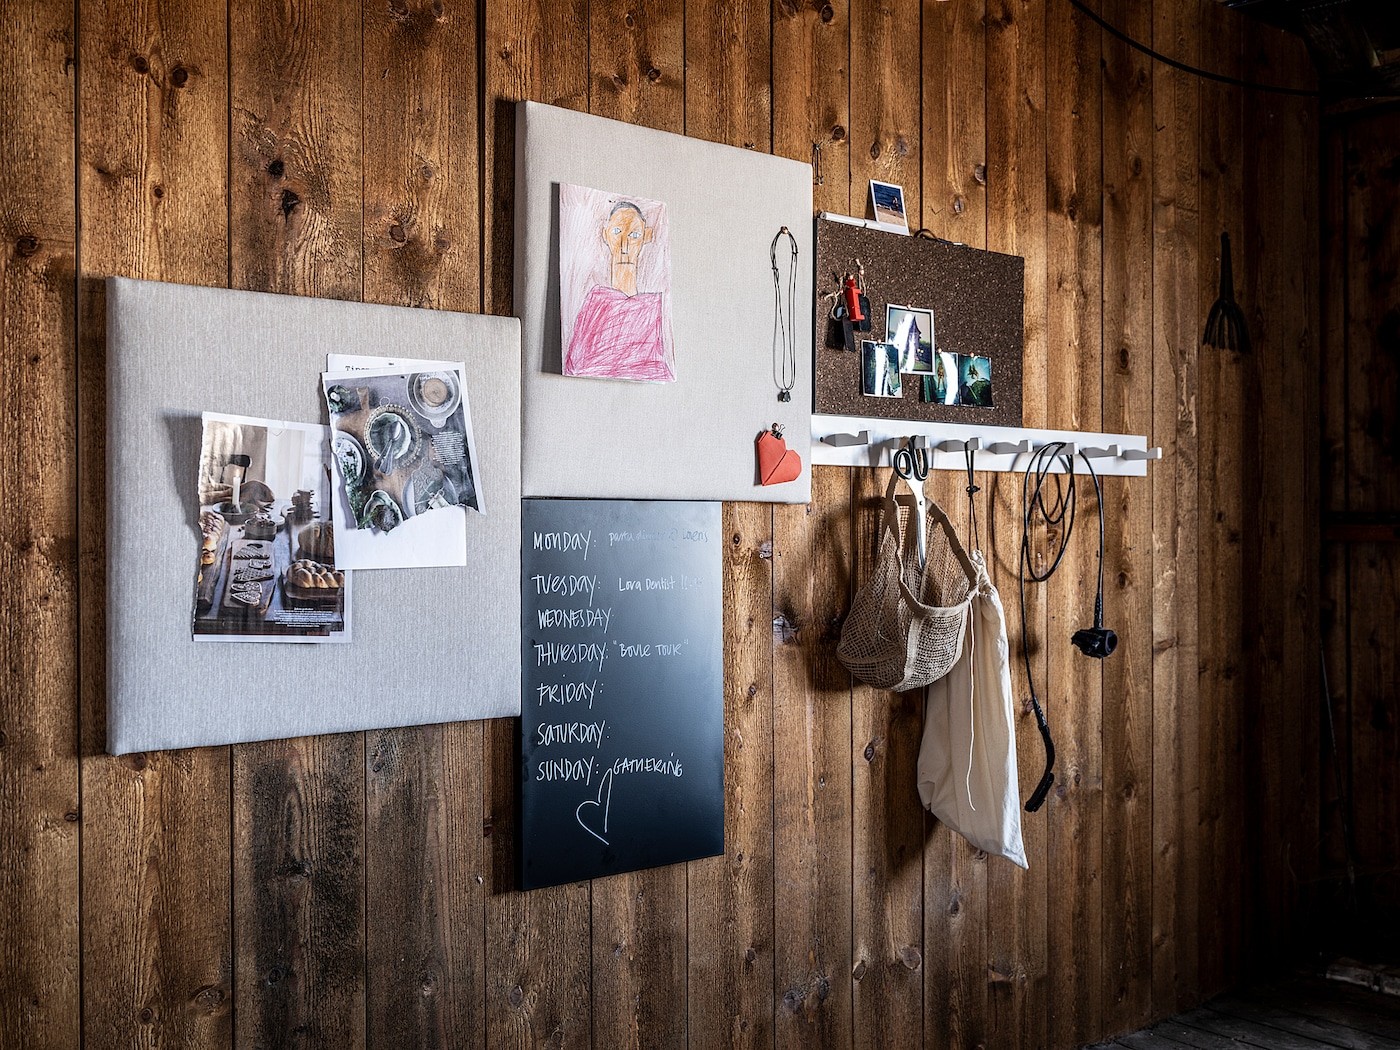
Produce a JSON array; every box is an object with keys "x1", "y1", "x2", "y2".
[
  {"x1": 772, "y1": 0, "x2": 850, "y2": 214},
  {"x1": 922, "y1": 0, "x2": 986, "y2": 242},
  {"x1": 849, "y1": 468, "x2": 923, "y2": 1050},
  {"x1": 363, "y1": 0, "x2": 480, "y2": 313},
  {"x1": 687, "y1": 502, "x2": 775, "y2": 1049},
  {"x1": 772, "y1": 466, "x2": 853, "y2": 1050},
  {"x1": 683, "y1": 24, "x2": 775, "y2": 1045},
  {"x1": 1100, "y1": 0, "x2": 1155, "y2": 1036},
  {"x1": 1195, "y1": 0, "x2": 1247, "y2": 996},
  {"x1": 1149, "y1": 0, "x2": 1201, "y2": 1019},
  {"x1": 482, "y1": 0, "x2": 588, "y2": 315},
  {"x1": 0, "y1": 0, "x2": 1333, "y2": 1045},
  {"x1": 922, "y1": 15, "x2": 991, "y2": 1042},
  {"x1": 1242, "y1": 20, "x2": 1321, "y2": 960},
  {"x1": 75, "y1": 1, "x2": 234, "y2": 1043},
  {"x1": 361, "y1": 4, "x2": 485, "y2": 1045},
  {"x1": 229, "y1": 3, "x2": 368, "y2": 1046},
  {"x1": 846, "y1": 2, "x2": 922, "y2": 1041},
  {"x1": 985, "y1": 2, "x2": 1050, "y2": 1046},
  {"x1": 1045, "y1": 4, "x2": 1106, "y2": 1045},
  {"x1": 0, "y1": 3, "x2": 79, "y2": 1046}
]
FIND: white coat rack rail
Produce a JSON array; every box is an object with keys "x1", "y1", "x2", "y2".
[{"x1": 810, "y1": 414, "x2": 1164, "y2": 478}]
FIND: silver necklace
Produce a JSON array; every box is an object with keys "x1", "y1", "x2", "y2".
[{"x1": 771, "y1": 226, "x2": 798, "y2": 402}]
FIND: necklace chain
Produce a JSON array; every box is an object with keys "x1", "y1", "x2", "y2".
[{"x1": 771, "y1": 227, "x2": 798, "y2": 403}]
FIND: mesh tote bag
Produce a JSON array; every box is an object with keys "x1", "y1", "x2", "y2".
[{"x1": 837, "y1": 471, "x2": 979, "y2": 691}]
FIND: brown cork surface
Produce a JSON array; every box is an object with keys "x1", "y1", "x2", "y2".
[{"x1": 813, "y1": 218, "x2": 1024, "y2": 425}]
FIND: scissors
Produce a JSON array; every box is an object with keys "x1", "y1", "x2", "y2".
[
  {"x1": 893, "y1": 440, "x2": 929, "y2": 483},
  {"x1": 892, "y1": 439, "x2": 929, "y2": 567}
]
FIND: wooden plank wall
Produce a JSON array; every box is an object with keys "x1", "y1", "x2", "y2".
[
  {"x1": 0, "y1": 0, "x2": 1319, "y2": 1047},
  {"x1": 1317, "y1": 103, "x2": 1400, "y2": 955}
]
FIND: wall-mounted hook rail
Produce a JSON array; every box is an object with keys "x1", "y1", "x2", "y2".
[
  {"x1": 985, "y1": 438, "x2": 1032, "y2": 455},
  {"x1": 935, "y1": 437, "x2": 981, "y2": 453},
  {"x1": 820, "y1": 429, "x2": 870, "y2": 447},
  {"x1": 809, "y1": 414, "x2": 1165, "y2": 478}
]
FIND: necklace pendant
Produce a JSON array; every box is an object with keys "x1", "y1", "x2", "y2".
[{"x1": 777, "y1": 390, "x2": 791, "y2": 403}]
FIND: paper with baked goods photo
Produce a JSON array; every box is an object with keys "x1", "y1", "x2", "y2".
[
  {"x1": 193, "y1": 412, "x2": 351, "y2": 643},
  {"x1": 321, "y1": 353, "x2": 483, "y2": 570}
]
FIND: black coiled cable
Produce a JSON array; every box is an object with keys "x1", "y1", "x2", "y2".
[{"x1": 1017, "y1": 442, "x2": 1105, "y2": 813}]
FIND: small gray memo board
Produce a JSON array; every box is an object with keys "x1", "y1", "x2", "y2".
[
  {"x1": 519, "y1": 499, "x2": 724, "y2": 889},
  {"x1": 105, "y1": 277, "x2": 523, "y2": 754}
]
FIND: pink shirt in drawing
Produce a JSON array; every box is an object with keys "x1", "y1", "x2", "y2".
[{"x1": 564, "y1": 286, "x2": 673, "y2": 382}]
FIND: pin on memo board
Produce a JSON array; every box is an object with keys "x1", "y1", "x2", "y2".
[{"x1": 520, "y1": 499, "x2": 724, "y2": 890}]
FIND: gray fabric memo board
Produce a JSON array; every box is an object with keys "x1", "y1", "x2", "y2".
[
  {"x1": 514, "y1": 101, "x2": 814, "y2": 503},
  {"x1": 105, "y1": 277, "x2": 522, "y2": 754}
]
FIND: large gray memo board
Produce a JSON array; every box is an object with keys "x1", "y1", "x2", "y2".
[
  {"x1": 514, "y1": 101, "x2": 814, "y2": 503},
  {"x1": 105, "y1": 277, "x2": 522, "y2": 754}
]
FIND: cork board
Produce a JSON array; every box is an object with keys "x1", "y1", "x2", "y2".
[{"x1": 814, "y1": 218, "x2": 1024, "y2": 426}]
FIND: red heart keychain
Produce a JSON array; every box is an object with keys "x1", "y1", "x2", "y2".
[{"x1": 756, "y1": 424, "x2": 802, "y2": 486}]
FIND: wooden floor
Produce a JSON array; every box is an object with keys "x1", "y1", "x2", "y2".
[{"x1": 1087, "y1": 978, "x2": 1400, "y2": 1049}]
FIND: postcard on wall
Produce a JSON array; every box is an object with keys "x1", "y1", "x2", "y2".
[
  {"x1": 192, "y1": 412, "x2": 351, "y2": 644},
  {"x1": 957, "y1": 355, "x2": 994, "y2": 407},
  {"x1": 887, "y1": 304, "x2": 935, "y2": 374},
  {"x1": 861, "y1": 340, "x2": 903, "y2": 398},
  {"x1": 870, "y1": 180, "x2": 909, "y2": 232},
  {"x1": 922, "y1": 351, "x2": 960, "y2": 405},
  {"x1": 558, "y1": 182, "x2": 676, "y2": 383},
  {"x1": 321, "y1": 353, "x2": 485, "y2": 571}
]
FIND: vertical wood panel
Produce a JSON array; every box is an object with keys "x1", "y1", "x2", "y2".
[
  {"x1": 849, "y1": 467, "x2": 924, "y2": 1050},
  {"x1": 846, "y1": 1, "x2": 923, "y2": 1044},
  {"x1": 683, "y1": 11, "x2": 776, "y2": 1046},
  {"x1": 1100, "y1": 0, "x2": 1155, "y2": 1037},
  {"x1": 1195, "y1": 0, "x2": 1246, "y2": 996},
  {"x1": 772, "y1": 0, "x2": 850, "y2": 213},
  {"x1": 585, "y1": 5, "x2": 688, "y2": 1047},
  {"x1": 985, "y1": 2, "x2": 1049, "y2": 1047},
  {"x1": 0, "y1": 2, "x2": 79, "y2": 1046},
  {"x1": 1242, "y1": 20, "x2": 1320, "y2": 961},
  {"x1": 1045, "y1": 4, "x2": 1106, "y2": 1045},
  {"x1": 772, "y1": 466, "x2": 853, "y2": 1050},
  {"x1": 481, "y1": 3, "x2": 592, "y2": 1046},
  {"x1": 361, "y1": 3, "x2": 486, "y2": 1046},
  {"x1": 1340, "y1": 111, "x2": 1400, "y2": 944},
  {"x1": 74, "y1": 2, "x2": 232, "y2": 1050},
  {"x1": 76, "y1": 1, "x2": 233, "y2": 1045},
  {"x1": 922, "y1": 7, "x2": 991, "y2": 1045},
  {"x1": 229, "y1": 2, "x2": 368, "y2": 1045},
  {"x1": 922, "y1": 0, "x2": 986, "y2": 242},
  {"x1": 1149, "y1": 0, "x2": 1201, "y2": 1018}
]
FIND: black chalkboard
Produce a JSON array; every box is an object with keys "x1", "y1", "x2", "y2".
[{"x1": 519, "y1": 499, "x2": 724, "y2": 890}]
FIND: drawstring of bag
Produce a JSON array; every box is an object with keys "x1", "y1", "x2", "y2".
[{"x1": 963, "y1": 446, "x2": 981, "y2": 812}]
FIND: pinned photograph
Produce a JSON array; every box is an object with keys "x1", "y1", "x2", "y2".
[
  {"x1": 887, "y1": 304, "x2": 936, "y2": 373},
  {"x1": 322, "y1": 353, "x2": 485, "y2": 570},
  {"x1": 870, "y1": 180, "x2": 909, "y2": 232},
  {"x1": 921, "y1": 352, "x2": 960, "y2": 405},
  {"x1": 192, "y1": 413, "x2": 350, "y2": 643},
  {"x1": 861, "y1": 340, "x2": 903, "y2": 398},
  {"x1": 559, "y1": 183, "x2": 675, "y2": 383},
  {"x1": 957, "y1": 354, "x2": 994, "y2": 407}
]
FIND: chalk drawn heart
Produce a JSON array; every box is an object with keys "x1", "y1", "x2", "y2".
[
  {"x1": 575, "y1": 769, "x2": 614, "y2": 845},
  {"x1": 757, "y1": 429, "x2": 802, "y2": 487}
]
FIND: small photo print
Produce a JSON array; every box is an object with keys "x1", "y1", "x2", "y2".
[
  {"x1": 870, "y1": 180, "x2": 909, "y2": 231},
  {"x1": 887, "y1": 304, "x2": 936, "y2": 374},
  {"x1": 922, "y1": 352, "x2": 959, "y2": 406},
  {"x1": 957, "y1": 354, "x2": 994, "y2": 407},
  {"x1": 193, "y1": 413, "x2": 350, "y2": 643},
  {"x1": 861, "y1": 340, "x2": 903, "y2": 398}
]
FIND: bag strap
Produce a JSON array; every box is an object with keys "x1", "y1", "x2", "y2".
[{"x1": 877, "y1": 471, "x2": 978, "y2": 612}]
